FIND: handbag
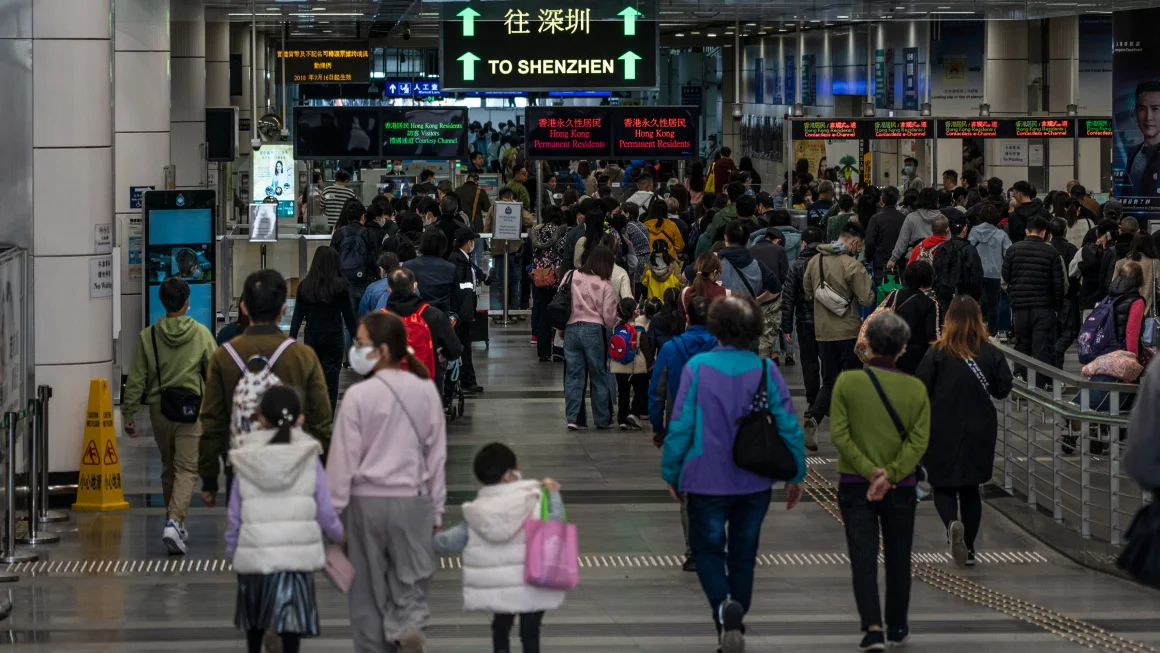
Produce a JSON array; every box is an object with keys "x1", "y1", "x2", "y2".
[
  {"x1": 864, "y1": 367, "x2": 926, "y2": 482},
  {"x1": 524, "y1": 490, "x2": 579, "y2": 591},
  {"x1": 544, "y1": 270, "x2": 575, "y2": 331},
  {"x1": 1081, "y1": 349, "x2": 1145, "y2": 383},
  {"x1": 814, "y1": 253, "x2": 852, "y2": 317},
  {"x1": 732, "y1": 360, "x2": 800, "y2": 481},
  {"x1": 150, "y1": 327, "x2": 202, "y2": 424},
  {"x1": 876, "y1": 273, "x2": 903, "y2": 305},
  {"x1": 1118, "y1": 500, "x2": 1160, "y2": 589},
  {"x1": 855, "y1": 290, "x2": 900, "y2": 363},
  {"x1": 1142, "y1": 260, "x2": 1159, "y2": 347}
]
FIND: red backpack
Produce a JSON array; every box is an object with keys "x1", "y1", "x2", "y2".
[{"x1": 394, "y1": 305, "x2": 437, "y2": 380}]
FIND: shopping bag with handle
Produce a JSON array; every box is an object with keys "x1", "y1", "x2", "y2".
[{"x1": 524, "y1": 489, "x2": 579, "y2": 591}]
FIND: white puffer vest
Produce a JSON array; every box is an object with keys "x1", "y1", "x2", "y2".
[
  {"x1": 229, "y1": 428, "x2": 325, "y2": 575},
  {"x1": 460, "y1": 480, "x2": 566, "y2": 614}
]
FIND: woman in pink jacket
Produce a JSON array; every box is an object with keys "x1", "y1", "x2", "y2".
[
  {"x1": 563, "y1": 246, "x2": 620, "y2": 430},
  {"x1": 326, "y1": 311, "x2": 447, "y2": 653}
]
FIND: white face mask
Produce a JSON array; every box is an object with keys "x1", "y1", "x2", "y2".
[
  {"x1": 510, "y1": 469, "x2": 522, "y2": 481},
  {"x1": 348, "y1": 345, "x2": 379, "y2": 376}
]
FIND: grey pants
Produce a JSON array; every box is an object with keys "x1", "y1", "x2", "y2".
[{"x1": 346, "y1": 496, "x2": 435, "y2": 653}]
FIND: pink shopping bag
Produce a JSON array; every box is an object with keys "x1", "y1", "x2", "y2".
[{"x1": 524, "y1": 491, "x2": 579, "y2": 591}]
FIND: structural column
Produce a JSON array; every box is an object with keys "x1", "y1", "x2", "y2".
[
  {"x1": 171, "y1": 0, "x2": 206, "y2": 190},
  {"x1": 29, "y1": 0, "x2": 115, "y2": 473},
  {"x1": 983, "y1": 18, "x2": 1030, "y2": 185},
  {"x1": 114, "y1": 0, "x2": 171, "y2": 386},
  {"x1": 206, "y1": 15, "x2": 230, "y2": 109},
  {"x1": 230, "y1": 23, "x2": 252, "y2": 155}
]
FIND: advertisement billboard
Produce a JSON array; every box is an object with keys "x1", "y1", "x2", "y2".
[
  {"x1": 1112, "y1": 8, "x2": 1160, "y2": 217},
  {"x1": 251, "y1": 144, "x2": 294, "y2": 218}
]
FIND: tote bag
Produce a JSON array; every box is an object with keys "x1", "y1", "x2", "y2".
[{"x1": 524, "y1": 490, "x2": 579, "y2": 591}]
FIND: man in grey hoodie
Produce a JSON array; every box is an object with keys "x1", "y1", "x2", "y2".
[
  {"x1": 888, "y1": 187, "x2": 942, "y2": 269},
  {"x1": 967, "y1": 203, "x2": 1012, "y2": 333}
]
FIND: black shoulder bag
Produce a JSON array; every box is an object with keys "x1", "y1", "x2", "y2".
[
  {"x1": 733, "y1": 360, "x2": 800, "y2": 481},
  {"x1": 151, "y1": 327, "x2": 202, "y2": 423},
  {"x1": 544, "y1": 270, "x2": 575, "y2": 331},
  {"x1": 863, "y1": 366, "x2": 925, "y2": 481}
]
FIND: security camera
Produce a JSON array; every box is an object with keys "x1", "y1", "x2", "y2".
[
  {"x1": 251, "y1": 137, "x2": 262, "y2": 151},
  {"x1": 403, "y1": 21, "x2": 411, "y2": 40}
]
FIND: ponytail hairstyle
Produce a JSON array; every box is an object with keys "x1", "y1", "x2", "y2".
[
  {"x1": 616, "y1": 296, "x2": 638, "y2": 327},
  {"x1": 361, "y1": 310, "x2": 429, "y2": 380},
  {"x1": 259, "y1": 385, "x2": 302, "y2": 445},
  {"x1": 691, "y1": 254, "x2": 722, "y2": 297}
]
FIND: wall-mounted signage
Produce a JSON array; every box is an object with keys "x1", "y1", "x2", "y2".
[
  {"x1": 1005, "y1": 118, "x2": 1074, "y2": 138},
  {"x1": 525, "y1": 106, "x2": 699, "y2": 159},
  {"x1": 440, "y1": 0, "x2": 659, "y2": 91},
  {"x1": 381, "y1": 107, "x2": 468, "y2": 159},
  {"x1": 277, "y1": 41, "x2": 371, "y2": 84},
  {"x1": 868, "y1": 120, "x2": 931, "y2": 139},
  {"x1": 791, "y1": 120, "x2": 860, "y2": 140},
  {"x1": 382, "y1": 80, "x2": 443, "y2": 97},
  {"x1": 612, "y1": 107, "x2": 699, "y2": 158},
  {"x1": 939, "y1": 119, "x2": 1000, "y2": 138}
]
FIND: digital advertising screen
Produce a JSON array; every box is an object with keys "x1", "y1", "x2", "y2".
[
  {"x1": 938, "y1": 119, "x2": 1000, "y2": 138},
  {"x1": 251, "y1": 144, "x2": 295, "y2": 218},
  {"x1": 439, "y1": 0, "x2": 659, "y2": 91},
  {"x1": 294, "y1": 106, "x2": 380, "y2": 159},
  {"x1": 143, "y1": 192, "x2": 216, "y2": 334},
  {"x1": 611, "y1": 107, "x2": 699, "y2": 158},
  {"x1": 1112, "y1": 8, "x2": 1160, "y2": 216},
  {"x1": 381, "y1": 107, "x2": 469, "y2": 159},
  {"x1": 525, "y1": 107, "x2": 613, "y2": 159}
]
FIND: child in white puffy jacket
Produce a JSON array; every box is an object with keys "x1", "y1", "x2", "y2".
[{"x1": 435, "y1": 443, "x2": 565, "y2": 653}]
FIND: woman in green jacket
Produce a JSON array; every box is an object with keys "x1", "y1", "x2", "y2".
[{"x1": 829, "y1": 311, "x2": 930, "y2": 652}]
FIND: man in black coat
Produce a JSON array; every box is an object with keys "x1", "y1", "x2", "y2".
[
  {"x1": 401, "y1": 227, "x2": 459, "y2": 315},
  {"x1": 1007, "y1": 180, "x2": 1053, "y2": 245},
  {"x1": 449, "y1": 227, "x2": 487, "y2": 393},
  {"x1": 780, "y1": 227, "x2": 824, "y2": 418},
  {"x1": 1002, "y1": 215, "x2": 1065, "y2": 371},
  {"x1": 965, "y1": 178, "x2": 1008, "y2": 229},
  {"x1": 863, "y1": 186, "x2": 906, "y2": 282},
  {"x1": 932, "y1": 212, "x2": 984, "y2": 313}
]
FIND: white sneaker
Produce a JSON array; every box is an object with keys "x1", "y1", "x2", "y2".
[
  {"x1": 163, "y1": 520, "x2": 186, "y2": 555},
  {"x1": 176, "y1": 521, "x2": 189, "y2": 542},
  {"x1": 626, "y1": 415, "x2": 642, "y2": 429}
]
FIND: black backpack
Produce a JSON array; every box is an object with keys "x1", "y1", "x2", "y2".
[
  {"x1": 733, "y1": 360, "x2": 799, "y2": 481},
  {"x1": 337, "y1": 224, "x2": 371, "y2": 284}
]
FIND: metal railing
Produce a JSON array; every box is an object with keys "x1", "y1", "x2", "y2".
[{"x1": 991, "y1": 343, "x2": 1146, "y2": 547}]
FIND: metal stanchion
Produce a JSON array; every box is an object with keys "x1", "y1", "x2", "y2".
[
  {"x1": 0, "y1": 414, "x2": 35, "y2": 564},
  {"x1": 17, "y1": 399, "x2": 56, "y2": 545},
  {"x1": 35, "y1": 386, "x2": 66, "y2": 524},
  {"x1": 497, "y1": 250, "x2": 514, "y2": 325}
]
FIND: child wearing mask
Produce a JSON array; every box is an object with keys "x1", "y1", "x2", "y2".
[
  {"x1": 226, "y1": 386, "x2": 343, "y2": 653},
  {"x1": 435, "y1": 443, "x2": 567, "y2": 653},
  {"x1": 642, "y1": 240, "x2": 686, "y2": 300}
]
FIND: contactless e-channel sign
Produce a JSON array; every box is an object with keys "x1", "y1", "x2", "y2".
[{"x1": 440, "y1": 0, "x2": 659, "y2": 91}]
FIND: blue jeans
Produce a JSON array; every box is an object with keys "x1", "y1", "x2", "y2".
[
  {"x1": 839, "y1": 483, "x2": 917, "y2": 632},
  {"x1": 686, "y1": 489, "x2": 773, "y2": 626},
  {"x1": 563, "y1": 322, "x2": 615, "y2": 426},
  {"x1": 489, "y1": 251, "x2": 522, "y2": 311}
]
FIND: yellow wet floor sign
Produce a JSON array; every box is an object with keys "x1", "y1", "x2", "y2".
[{"x1": 72, "y1": 379, "x2": 129, "y2": 511}]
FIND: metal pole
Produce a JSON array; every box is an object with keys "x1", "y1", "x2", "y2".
[
  {"x1": 866, "y1": 23, "x2": 874, "y2": 106},
  {"x1": 501, "y1": 251, "x2": 511, "y2": 324},
  {"x1": 797, "y1": 27, "x2": 803, "y2": 105},
  {"x1": 250, "y1": 0, "x2": 258, "y2": 147},
  {"x1": 36, "y1": 386, "x2": 65, "y2": 524},
  {"x1": 17, "y1": 400, "x2": 56, "y2": 545},
  {"x1": 1, "y1": 415, "x2": 35, "y2": 563}
]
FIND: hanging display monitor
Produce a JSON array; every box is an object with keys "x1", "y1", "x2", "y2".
[
  {"x1": 791, "y1": 120, "x2": 860, "y2": 139},
  {"x1": 612, "y1": 107, "x2": 700, "y2": 158},
  {"x1": 381, "y1": 107, "x2": 469, "y2": 159},
  {"x1": 293, "y1": 106, "x2": 380, "y2": 159},
  {"x1": 276, "y1": 41, "x2": 371, "y2": 84},
  {"x1": 142, "y1": 191, "x2": 217, "y2": 335},
  {"x1": 439, "y1": 0, "x2": 659, "y2": 91},
  {"x1": 938, "y1": 119, "x2": 1001, "y2": 138},
  {"x1": 251, "y1": 144, "x2": 295, "y2": 218},
  {"x1": 1001, "y1": 118, "x2": 1075, "y2": 138},
  {"x1": 526, "y1": 107, "x2": 613, "y2": 159},
  {"x1": 1080, "y1": 118, "x2": 1114, "y2": 137},
  {"x1": 867, "y1": 119, "x2": 931, "y2": 139}
]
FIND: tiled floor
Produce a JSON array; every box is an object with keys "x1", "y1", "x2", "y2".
[{"x1": 2, "y1": 326, "x2": 1159, "y2": 652}]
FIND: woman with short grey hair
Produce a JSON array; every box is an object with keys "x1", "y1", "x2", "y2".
[{"x1": 829, "y1": 311, "x2": 931, "y2": 651}]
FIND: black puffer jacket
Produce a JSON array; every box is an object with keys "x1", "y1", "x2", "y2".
[
  {"x1": 932, "y1": 236, "x2": 984, "y2": 308},
  {"x1": 1109, "y1": 275, "x2": 1145, "y2": 353},
  {"x1": 1002, "y1": 235, "x2": 1064, "y2": 311},
  {"x1": 1007, "y1": 199, "x2": 1052, "y2": 245},
  {"x1": 781, "y1": 244, "x2": 819, "y2": 332},
  {"x1": 965, "y1": 196, "x2": 1009, "y2": 229}
]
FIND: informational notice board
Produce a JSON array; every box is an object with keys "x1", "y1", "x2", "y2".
[
  {"x1": 276, "y1": 41, "x2": 371, "y2": 84},
  {"x1": 492, "y1": 201, "x2": 524, "y2": 240}
]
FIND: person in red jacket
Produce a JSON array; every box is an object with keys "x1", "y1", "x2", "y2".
[
  {"x1": 908, "y1": 214, "x2": 950, "y2": 264},
  {"x1": 713, "y1": 146, "x2": 737, "y2": 187}
]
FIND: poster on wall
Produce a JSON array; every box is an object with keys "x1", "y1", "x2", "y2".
[
  {"x1": 874, "y1": 49, "x2": 887, "y2": 109},
  {"x1": 794, "y1": 140, "x2": 828, "y2": 181},
  {"x1": 903, "y1": 47, "x2": 919, "y2": 111},
  {"x1": 885, "y1": 48, "x2": 896, "y2": 109},
  {"x1": 767, "y1": 58, "x2": 780, "y2": 105},
  {"x1": 930, "y1": 20, "x2": 985, "y2": 114},
  {"x1": 251, "y1": 143, "x2": 295, "y2": 218},
  {"x1": 1079, "y1": 15, "x2": 1113, "y2": 115},
  {"x1": 0, "y1": 252, "x2": 21, "y2": 417},
  {"x1": 1113, "y1": 8, "x2": 1160, "y2": 217}
]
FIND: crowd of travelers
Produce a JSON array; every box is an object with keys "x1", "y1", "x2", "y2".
[{"x1": 120, "y1": 137, "x2": 1157, "y2": 653}]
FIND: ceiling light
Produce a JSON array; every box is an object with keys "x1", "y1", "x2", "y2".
[
  {"x1": 228, "y1": 13, "x2": 253, "y2": 16},
  {"x1": 837, "y1": 15, "x2": 849, "y2": 18},
  {"x1": 746, "y1": 22, "x2": 757, "y2": 26},
  {"x1": 290, "y1": 12, "x2": 361, "y2": 16},
  {"x1": 312, "y1": 6, "x2": 326, "y2": 10},
  {"x1": 265, "y1": 7, "x2": 279, "y2": 10},
  {"x1": 723, "y1": 43, "x2": 732, "y2": 47},
  {"x1": 323, "y1": 30, "x2": 332, "y2": 33},
  {"x1": 778, "y1": 28, "x2": 787, "y2": 32},
  {"x1": 809, "y1": 19, "x2": 821, "y2": 22},
  {"x1": 758, "y1": 31, "x2": 768, "y2": 34},
  {"x1": 938, "y1": 5, "x2": 951, "y2": 8},
  {"x1": 929, "y1": 10, "x2": 974, "y2": 13},
  {"x1": 691, "y1": 30, "x2": 701, "y2": 34},
  {"x1": 706, "y1": 32, "x2": 718, "y2": 37},
  {"x1": 660, "y1": 10, "x2": 686, "y2": 14},
  {"x1": 675, "y1": 32, "x2": 685, "y2": 36}
]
